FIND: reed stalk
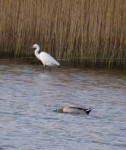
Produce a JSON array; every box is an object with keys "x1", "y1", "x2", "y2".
[{"x1": 0, "y1": 0, "x2": 125, "y2": 68}]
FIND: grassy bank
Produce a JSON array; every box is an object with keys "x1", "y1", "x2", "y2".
[{"x1": 0, "y1": 0, "x2": 126, "y2": 68}]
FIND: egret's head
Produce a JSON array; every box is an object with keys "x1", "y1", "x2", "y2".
[{"x1": 32, "y1": 44, "x2": 39, "y2": 48}]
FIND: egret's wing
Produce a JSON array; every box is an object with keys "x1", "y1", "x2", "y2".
[{"x1": 40, "y1": 52, "x2": 60, "y2": 66}]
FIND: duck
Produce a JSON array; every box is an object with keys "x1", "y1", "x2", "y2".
[{"x1": 55, "y1": 106, "x2": 92, "y2": 115}]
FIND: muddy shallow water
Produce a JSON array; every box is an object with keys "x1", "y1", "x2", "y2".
[{"x1": 0, "y1": 60, "x2": 126, "y2": 150}]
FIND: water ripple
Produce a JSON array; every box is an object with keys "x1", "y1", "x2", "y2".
[{"x1": 0, "y1": 61, "x2": 126, "y2": 150}]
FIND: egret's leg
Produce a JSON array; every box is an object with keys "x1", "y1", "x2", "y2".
[
  {"x1": 48, "y1": 67, "x2": 51, "y2": 72},
  {"x1": 45, "y1": 66, "x2": 51, "y2": 72},
  {"x1": 42, "y1": 65, "x2": 45, "y2": 72}
]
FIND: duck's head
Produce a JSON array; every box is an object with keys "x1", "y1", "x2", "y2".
[{"x1": 56, "y1": 108, "x2": 63, "y2": 113}]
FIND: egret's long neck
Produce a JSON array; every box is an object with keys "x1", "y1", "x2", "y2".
[{"x1": 34, "y1": 46, "x2": 40, "y2": 60}]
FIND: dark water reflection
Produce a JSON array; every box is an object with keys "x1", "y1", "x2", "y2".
[{"x1": 0, "y1": 60, "x2": 126, "y2": 150}]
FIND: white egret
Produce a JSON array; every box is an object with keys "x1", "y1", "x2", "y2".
[
  {"x1": 32, "y1": 44, "x2": 60, "y2": 67},
  {"x1": 55, "y1": 106, "x2": 92, "y2": 114}
]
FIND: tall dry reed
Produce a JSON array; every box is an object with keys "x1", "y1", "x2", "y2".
[{"x1": 0, "y1": 0, "x2": 125, "y2": 68}]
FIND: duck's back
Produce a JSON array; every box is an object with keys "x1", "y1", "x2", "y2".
[{"x1": 63, "y1": 106, "x2": 86, "y2": 114}]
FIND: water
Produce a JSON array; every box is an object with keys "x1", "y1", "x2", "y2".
[{"x1": 0, "y1": 60, "x2": 126, "y2": 150}]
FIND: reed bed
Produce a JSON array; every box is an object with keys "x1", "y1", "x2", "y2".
[{"x1": 0, "y1": 0, "x2": 126, "y2": 68}]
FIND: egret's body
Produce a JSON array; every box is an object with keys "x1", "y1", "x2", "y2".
[
  {"x1": 56, "y1": 106, "x2": 92, "y2": 115},
  {"x1": 33, "y1": 44, "x2": 60, "y2": 67}
]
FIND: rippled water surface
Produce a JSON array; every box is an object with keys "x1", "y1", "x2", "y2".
[{"x1": 0, "y1": 60, "x2": 126, "y2": 150}]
